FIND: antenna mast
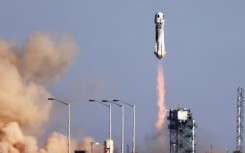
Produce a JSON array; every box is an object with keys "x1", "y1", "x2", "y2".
[{"x1": 237, "y1": 87, "x2": 244, "y2": 153}]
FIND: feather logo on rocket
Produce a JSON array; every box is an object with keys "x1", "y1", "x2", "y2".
[{"x1": 154, "y1": 12, "x2": 166, "y2": 59}]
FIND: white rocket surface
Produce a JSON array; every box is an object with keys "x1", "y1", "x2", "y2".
[{"x1": 154, "y1": 12, "x2": 166, "y2": 59}]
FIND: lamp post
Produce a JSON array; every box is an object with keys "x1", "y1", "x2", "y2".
[
  {"x1": 90, "y1": 141, "x2": 99, "y2": 153},
  {"x1": 102, "y1": 100, "x2": 124, "y2": 153},
  {"x1": 90, "y1": 142, "x2": 94, "y2": 153},
  {"x1": 89, "y1": 100, "x2": 112, "y2": 141},
  {"x1": 48, "y1": 98, "x2": 70, "y2": 153},
  {"x1": 113, "y1": 100, "x2": 135, "y2": 153}
]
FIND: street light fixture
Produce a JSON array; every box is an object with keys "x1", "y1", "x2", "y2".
[
  {"x1": 113, "y1": 100, "x2": 136, "y2": 153},
  {"x1": 48, "y1": 98, "x2": 70, "y2": 153},
  {"x1": 102, "y1": 100, "x2": 124, "y2": 153}
]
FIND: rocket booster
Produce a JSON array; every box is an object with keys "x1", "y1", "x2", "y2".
[{"x1": 154, "y1": 12, "x2": 166, "y2": 59}]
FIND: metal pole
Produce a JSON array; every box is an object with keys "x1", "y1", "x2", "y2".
[
  {"x1": 48, "y1": 98, "x2": 70, "y2": 153},
  {"x1": 109, "y1": 105, "x2": 112, "y2": 153},
  {"x1": 133, "y1": 105, "x2": 135, "y2": 153},
  {"x1": 122, "y1": 105, "x2": 124, "y2": 153},
  {"x1": 90, "y1": 142, "x2": 94, "y2": 153},
  {"x1": 89, "y1": 100, "x2": 112, "y2": 153},
  {"x1": 68, "y1": 103, "x2": 71, "y2": 153},
  {"x1": 109, "y1": 105, "x2": 112, "y2": 141},
  {"x1": 102, "y1": 100, "x2": 124, "y2": 153},
  {"x1": 113, "y1": 100, "x2": 135, "y2": 153}
]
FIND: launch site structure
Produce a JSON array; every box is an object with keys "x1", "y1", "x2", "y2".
[
  {"x1": 168, "y1": 106, "x2": 197, "y2": 153},
  {"x1": 234, "y1": 87, "x2": 244, "y2": 153}
]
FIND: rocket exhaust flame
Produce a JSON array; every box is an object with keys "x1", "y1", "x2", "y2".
[
  {"x1": 156, "y1": 63, "x2": 166, "y2": 134},
  {"x1": 141, "y1": 66, "x2": 168, "y2": 152}
]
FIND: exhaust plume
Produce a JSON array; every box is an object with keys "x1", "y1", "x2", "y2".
[
  {"x1": 0, "y1": 33, "x2": 78, "y2": 153},
  {"x1": 135, "y1": 62, "x2": 168, "y2": 153},
  {"x1": 156, "y1": 62, "x2": 167, "y2": 137}
]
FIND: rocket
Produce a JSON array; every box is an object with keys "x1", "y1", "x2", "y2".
[{"x1": 154, "y1": 12, "x2": 166, "y2": 59}]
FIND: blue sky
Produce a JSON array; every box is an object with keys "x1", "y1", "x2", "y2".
[{"x1": 1, "y1": 0, "x2": 245, "y2": 152}]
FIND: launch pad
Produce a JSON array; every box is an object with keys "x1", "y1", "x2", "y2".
[{"x1": 167, "y1": 106, "x2": 196, "y2": 153}]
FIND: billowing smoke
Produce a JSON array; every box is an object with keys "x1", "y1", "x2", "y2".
[
  {"x1": 0, "y1": 33, "x2": 78, "y2": 153},
  {"x1": 20, "y1": 33, "x2": 78, "y2": 84},
  {"x1": 39, "y1": 132, "x2": 77, "y2": 153},
  {"x1": 0, "y1": 122, "x2": 38, "y2": 153}
]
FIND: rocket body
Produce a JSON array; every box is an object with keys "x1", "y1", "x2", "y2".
[{"x1": 154, "y1": 12, "x2": 166, "y2": 59}]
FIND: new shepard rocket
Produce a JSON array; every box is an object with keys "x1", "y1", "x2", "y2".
[{"x1": 154, "y1": 12, "x2": 166, "y2": 59}]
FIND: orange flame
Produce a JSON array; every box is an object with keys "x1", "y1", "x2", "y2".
[{"x1": 156, "y1": 63, "x2": 166, "y2": 133}]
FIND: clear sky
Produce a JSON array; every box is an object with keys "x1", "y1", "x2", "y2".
[{"x1": 1, "y1": 0, "x2": 245, "y2": 152}]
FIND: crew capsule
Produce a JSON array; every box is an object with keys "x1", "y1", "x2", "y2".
[{"x1": 155, "y1": 12, "x2": 164, "y2": 24}]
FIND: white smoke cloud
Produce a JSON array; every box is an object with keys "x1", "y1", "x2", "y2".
[
  {"x1": 39, "y1": 132, "x2": 70, "y2": 153},
  {"x1": 20, "y1": 33, "x2": 78, "y2": 84},
  {"x1": 0, "y1": 122, "x2": 38, "y2": 153},
  {"x1": 0, "y1": 33, "x2": 79, "y2": 153}
]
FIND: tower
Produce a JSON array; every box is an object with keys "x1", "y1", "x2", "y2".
[
  {"x1": 168, "y1": 105, "x2": 196, "y2": 153},
  {"x1": 236, "y1": 87, "x2": 244, "y2": 153}
]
